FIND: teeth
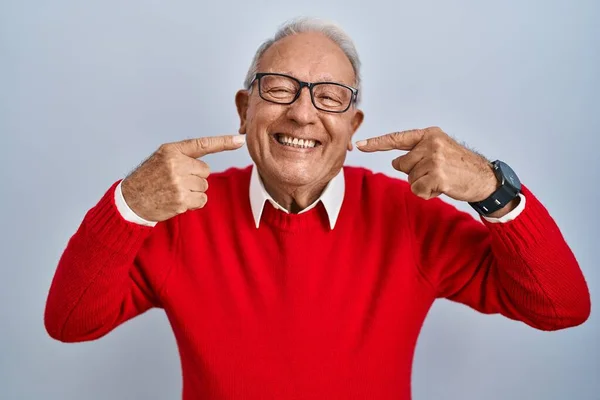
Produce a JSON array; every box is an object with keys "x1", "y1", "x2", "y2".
[{"x1": 277, "y1": 134, "x2": 317, "y2": 149}]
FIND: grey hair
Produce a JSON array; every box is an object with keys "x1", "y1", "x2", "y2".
[{"x1": 243, "y1": 17, "x2": 362, "y2": 104}]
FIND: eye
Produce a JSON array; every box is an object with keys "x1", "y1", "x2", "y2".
[
  {"x1": 263, "y1": 86, "x2": 297, "y2": 99},
  {"x1": 317, "y1": 93, "x2": 343, "y2": 106},
  {"x1": 267, "y1": 87, "x2": 295, "y2": 93}
]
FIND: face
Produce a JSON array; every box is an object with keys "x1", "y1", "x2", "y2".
[{"x1": 235, "y1": 32, "x2": 364, "y2": 189}]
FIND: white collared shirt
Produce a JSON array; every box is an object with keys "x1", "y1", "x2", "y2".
[
  {"x1": 114, "y1": 164, "x2": 526, "y2": 228},
  {"x1": 248, "y1": 164, "x2": 345, "y2": 229}
]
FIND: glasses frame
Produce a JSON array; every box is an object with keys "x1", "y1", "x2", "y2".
[{"x1": 249, "y1": 72, "x2": 359, "y2": 114}]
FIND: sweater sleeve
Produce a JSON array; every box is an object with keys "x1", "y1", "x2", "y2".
[
  {"x1": 44, "y1": 181, "x2": 179, "y2": 342},
  {"x1": 405, "y1": 184, "x2": 591, "y2": 331}
]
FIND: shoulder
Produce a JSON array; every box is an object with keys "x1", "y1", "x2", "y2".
[
  {"x1": 205, "y1": 165, "x2": 252, "y2": 195},
  {"x1": 174, "y1": 165, "x2": 253, "y2": 225},
  {"x1": 207, "y1": 164, "x2": 252, "y2": 183},
  {"x1": 341, "y1": 165, "x2": 415, "y2": 224},
  {"x1": 342, "y1": 165, "x2": 470, "y2": 221},
  {"x1": 343, "y1": 165, "x2": 412, "y2": 200}
]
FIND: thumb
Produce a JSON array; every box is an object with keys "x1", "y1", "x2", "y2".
[{"x1": 177, "y1": 134, "x2": 246, "y2": 158}]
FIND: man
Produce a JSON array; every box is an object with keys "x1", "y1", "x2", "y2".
[{"x1": 45, "y1": 17, "x2": 590, "y2": 399}]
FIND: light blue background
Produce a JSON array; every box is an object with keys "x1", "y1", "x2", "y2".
[{"x1": 1, "y1": 1, "x2": 598, "y2": 399}]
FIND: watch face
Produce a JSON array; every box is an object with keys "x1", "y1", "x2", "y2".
[{"x1": 497, "y1": 161, "x2": 521, "y2": 191}]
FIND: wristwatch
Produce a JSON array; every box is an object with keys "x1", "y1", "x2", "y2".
[{"x1": 469, "y1": 160, "x2": 521, "y2": 216}]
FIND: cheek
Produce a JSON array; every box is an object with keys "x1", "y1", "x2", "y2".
[
  {"x1": 323, "y1": 118, "x2": 354, "y2": 144},
  {"x1": 247, "y1": 102, "x2": 282, "y2": 135}
]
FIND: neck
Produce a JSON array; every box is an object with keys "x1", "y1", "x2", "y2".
[
  {"x1": 259, "y1": 170, "x2": 337, "y2": 214},
  {"x1": 261, "y1": 178, "x2": 325, "y2": 214}
]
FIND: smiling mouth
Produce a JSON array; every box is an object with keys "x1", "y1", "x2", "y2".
[{"x1": 275, "y1": 133, "x2": 321, "y2": 149}]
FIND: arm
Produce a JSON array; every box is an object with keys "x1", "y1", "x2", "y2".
[
  {"x1": 406, "y1": 185, "x2": 591, "y2": 331},
  {"x1": 45, "y1": 134, "x2": 245, "y2": 342},
  {"x1": 357, "y1": 127, "x2": 590, "y2": 330},
  {"x1": 44, "y1": 181, "x2": 178, "y2": 342}
]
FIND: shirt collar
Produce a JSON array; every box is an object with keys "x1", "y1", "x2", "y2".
[{"x1": 249, "y1": 164, "x2": 345, "y2": 230}]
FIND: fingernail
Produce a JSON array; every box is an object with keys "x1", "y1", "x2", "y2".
[
  {"x1": 233, "y1": 135, "x2": 246, "y2": 144},
  {"x1": 355, "y1": 140, "x2": 366, "y2": 147}
]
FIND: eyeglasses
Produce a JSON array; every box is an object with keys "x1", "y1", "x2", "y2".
[{"x1": 249, "y1": 73, "x2": 358, "y2": 113}]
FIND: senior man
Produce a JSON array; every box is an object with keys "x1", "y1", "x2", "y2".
[{"x1": 45, "y1": 17, "x2": 590, "y2": 399}]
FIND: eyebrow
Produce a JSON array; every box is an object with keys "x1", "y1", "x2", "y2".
[{"x1": 274, "y1": 71, "x2": 350, "y2": 85}]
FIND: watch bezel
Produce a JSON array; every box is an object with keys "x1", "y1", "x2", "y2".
[
  {"x1": 469, "y1": 160, "x2": 521, "y2": 216},
  {"x1": 494, "y1": 160, "x2": 521, "y2": 194}
]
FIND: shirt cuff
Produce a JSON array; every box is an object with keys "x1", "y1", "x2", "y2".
[
  {"x1": 482, "y1": 193, "x2": 526, "y2": 223},
  {"x1": 114, "y1": 181, "x2": 158, "y2": 227}
]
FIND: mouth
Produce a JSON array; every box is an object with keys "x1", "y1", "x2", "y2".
[{"x1": 274, "y1": 133, "x2": 322, "y2": 150}]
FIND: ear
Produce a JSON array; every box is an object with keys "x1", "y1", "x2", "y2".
[
  {"x1": 347, "y1": 109, "x2": 364, "y2": 151},
  {"x1": 235, "y1": 90, "x2": 250, "y2": 134}
]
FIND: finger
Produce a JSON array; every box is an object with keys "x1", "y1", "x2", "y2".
[
  {"x1": 186, "y1": 191, "x2": 208, "y2": 211},
  {"x1": 411, "y1": 174, "x2": 442, "y2": 200},
  {"x1": 355, "y1": 129, "x2": 425, "y2": 152},
  {"x1": 185, "y1": 175, "x2": 208, "y2": 193},
  {"x1": 177, "y1": 134, "x2": 246, "y2": 158},
  {"x1": 391, "y1": 146, "x2": 426, "y2": 174},
  {"x1": 189, "y1": 158, "x2": 211, "y2": 178},
  {"x1": 407, "y1": 158, "x2": 432, "y2": 185}
]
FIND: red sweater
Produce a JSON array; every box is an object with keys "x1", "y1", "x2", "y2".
[{"x1": 45, "y1": 165, "x2": 590, "y2": 399}]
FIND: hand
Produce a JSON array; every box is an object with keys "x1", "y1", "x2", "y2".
[
  {"x1": 355, "y1": 127, "x2": 497, "y2": 202},
  {"x1": 121, "y1": 135, "x2": 246, "y2": 222}
]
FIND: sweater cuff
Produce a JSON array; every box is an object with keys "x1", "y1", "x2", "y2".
[
  {"x1": 82, "y1": 180, "x2": 154, "y2": 256},
  {"x1": 482, "y1": 193, "x2": 526, "y2": 223},
  {"x1": 481, "y1": 185, "x2": 557, "y2": 255}
]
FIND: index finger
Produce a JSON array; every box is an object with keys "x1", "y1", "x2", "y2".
[
  {"x1": 177, "y1": 134, "x2": 246, "y2": 158},
  {"x1": 355, "y1": 129, "x2": 425, "y2": 152}
]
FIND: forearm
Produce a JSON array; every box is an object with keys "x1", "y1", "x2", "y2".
[
  {"x1": 470, "y1": 186, "x2": 590, "y2": 330},
  {"x1": 44, "y1": 181, "x2": 154, "y2": 342}
]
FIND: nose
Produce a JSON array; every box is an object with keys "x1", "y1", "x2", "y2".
[{"x1": 285, "y1": 87, "x2": 318, "y2": 126}]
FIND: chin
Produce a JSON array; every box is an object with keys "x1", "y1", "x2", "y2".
[
  {"x1": 269, "y1": 161, "x2": 317, "y2": 187},
  {"x1": 278, "y1": 169, "x2": 315, "y2": 187}
]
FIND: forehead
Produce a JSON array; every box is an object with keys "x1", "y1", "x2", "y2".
[{"x1": 258, "y1": 32, "x2": 356, "y2": 86}]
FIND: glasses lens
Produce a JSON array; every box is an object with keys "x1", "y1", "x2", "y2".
[
  {"x1": 312, "y1": 84, "x2": 353, "y2": 112},
  {"x1": 259, "y1": 75, "x2": 300, "y2": 103}
]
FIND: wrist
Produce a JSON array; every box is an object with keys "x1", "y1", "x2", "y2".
[
  {"x1": 120, "y1": 178, "x2": 146, "y2": 220},
  {"x1": 481, "y1": 163, "x2": 500, "y2": 199},
  {"x1": 485, "y1": 196, "x2": 520, "y2": 218},
  {"x1": 468, "y1": 160, "x2": 522, "y2": 217}
]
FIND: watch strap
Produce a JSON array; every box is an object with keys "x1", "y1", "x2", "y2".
[
  {"x1": 468, "y1": 160, "x2": 521, "y2": 216},
  {"x1": 468, "y1": 185, "x2": 518, "y2": 215}
]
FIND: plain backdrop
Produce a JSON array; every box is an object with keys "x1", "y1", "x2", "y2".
[{"x1": 1, "y1": 1, "x2": 599, "y2": 399}]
